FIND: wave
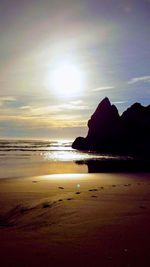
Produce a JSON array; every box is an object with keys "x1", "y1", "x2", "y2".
[
  {"x1": 0, "y1": 140, "x2": 72, "y2": 151},
  {"x1": 0, "y1": 149, "x2": 73, "y2": 152}
]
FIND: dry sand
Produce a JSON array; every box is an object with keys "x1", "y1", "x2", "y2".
[{"x1": 0, "y1": 173, "x2": 150, "y2": 267}]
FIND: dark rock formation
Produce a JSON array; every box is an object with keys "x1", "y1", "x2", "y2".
[{"x1": 72, "y1": 97, "x2": 150, "y2": 156}]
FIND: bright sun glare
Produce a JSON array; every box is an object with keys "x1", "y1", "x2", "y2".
[{"x1": 50, "y1": 62, "x2": 85, "y2": 98}]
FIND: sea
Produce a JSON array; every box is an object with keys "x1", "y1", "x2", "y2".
[{"x1": 0, "y1": 139, "x2": 130, "y2": 179}]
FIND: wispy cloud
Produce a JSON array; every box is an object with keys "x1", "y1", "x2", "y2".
[
  {"x1": 19, "y1": 106, "x2": 31, "y2": 110},
  {"x1": 58, "y1": 103, "x2": 88, "y2": 111},
  {"x1": 0, "y1": 97, "x2": 16, "y2": 101},
  {"x1": 19, "y1": 102, "x2": 88, "y2": 117},
  {"x1": 128, "y1": 75, "x2": 150, "y2": 84},
  {"x1": 0, "y1": 96, "x2": 16, "y2": 106},
  {"x1": 70, "y1": 100, "x2": 83, "y2": 105},
  {"x1": 0, "y1": 114, "x2": 87, "y2": 129},
  {"x1": 112, "y1": 101, "x2": 128, "y2": 105},
  {"x1": 92, "y1": 86, "x2": 115, "y2": 92},
  {"x1": 0, "y1": 99, "x2": 88, "y2": 133}
]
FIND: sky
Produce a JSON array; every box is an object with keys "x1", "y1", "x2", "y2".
[{"x1": 0, "y1": 0, "x2": 150, "y2": 140}]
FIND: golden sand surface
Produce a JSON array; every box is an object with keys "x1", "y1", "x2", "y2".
[{"x1": 0, "y1": 173, "x2": 150, "y2": 267}]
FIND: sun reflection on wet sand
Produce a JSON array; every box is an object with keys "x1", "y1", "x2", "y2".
[
  {"x1": 42, "y1": 150, "x2": 119, "y2": 162},
  {"x1": 42, "y1": 173, "x2": 89, "y2": 180}
]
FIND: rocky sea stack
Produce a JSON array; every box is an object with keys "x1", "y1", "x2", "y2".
[{"x1": 72, "y1": 97, "x2": 150, "y2": 156}]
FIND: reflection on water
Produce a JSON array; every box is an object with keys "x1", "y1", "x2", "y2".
[
  {"x1": 1, "y1": 139, "x2": 145, "y2": 179},
  {"x1": 0, "y1": 139, "x2": 127, "y2": 164},
  {"x1": 42, "y1": 150, "x2": 123, "y2": 162}
]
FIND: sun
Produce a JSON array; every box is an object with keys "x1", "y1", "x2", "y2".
[{"x1": 50, "y1": 62, "x2": 85, "y2": 98}]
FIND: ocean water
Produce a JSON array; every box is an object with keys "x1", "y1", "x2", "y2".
[{"x1": 0, "y1": 140, "x2": 129, "y2": 179}]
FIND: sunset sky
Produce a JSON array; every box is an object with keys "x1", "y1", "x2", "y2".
[{"x1": 0, "y1": 0, "x2": 150, "y2": 140}]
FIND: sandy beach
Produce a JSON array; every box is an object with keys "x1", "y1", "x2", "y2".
[{"x1": 0, "y1": 173, "x2": 150, "y2": 267}]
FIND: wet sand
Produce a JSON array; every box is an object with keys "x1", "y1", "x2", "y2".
[{"x1": 0, "y1": 173, "x2": 150, "y2": 267}]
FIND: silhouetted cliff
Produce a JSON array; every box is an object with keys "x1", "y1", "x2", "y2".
[{"x1": 72, "y1": 97, "x2": 150, "y2": 156}]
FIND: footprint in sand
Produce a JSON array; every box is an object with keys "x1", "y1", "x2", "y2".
[
  {"x1": 42, "y1": 202, "x2": 52, "y2": 208},
  {"x1": 89, "y1": 189, "x2": 98, "y2": 192},
  {"x1": 58, "y1": 186, "x2": 64, "y2": 190},
  {"x1": 67, "y1": 198, "x2": 73, "y2": 201},
  {"x1": 124, "y1": 184, "x2": 131, "y2": 187},
  {"x1": 58, "y1": 199, "x2": 63, "y2": 202},
  {"x1": 91, "y1": 195, "x2": 97, "y2": 198},
  {"x1": 75, "y1": 192, "x2": 81, "y2": 195},
  {"x1": 112, "y1": 185, "x2": 116, "y2": 187},
  {"x1": 100, "y1": 187, "x2": 104, "y2": 190},
  {"x1": 32, "y1": 181, "x2": 38, "y2": 183}
]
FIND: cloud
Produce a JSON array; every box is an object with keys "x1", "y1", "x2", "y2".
[
  {"x1": 58, "y1": 103, "x2": 88, "y2": 111},
  {"x1": 0, "y1": 97, "x2": 16, "y2": 101},
  {"x1": 0, "y1": 114, "x2": 87, "y2": 129},
  {"x1": 0, "y1": 100, "x2": 88, "y2": 134},
  {"x1": 70, "y1": 100, "x2": 83, "y2": 105},
  {"x1": 112, "y1": 101, "x2": 128, "y2": 105},
  {"x1": 92, "y1": 86, "x2": 115, "y2": 92},
  {"x1": 0, "y1": 96, "x2": 16, "y2": 106},
  {"x1": 128, "y1": 75, "x2": 150, "y2": 84},
  {"x1": 19, "y1": 102, "x2": 88, "y2": 117},
  {"x1": 19, "y1": 106, "x2": 31, "y2": 110}
]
